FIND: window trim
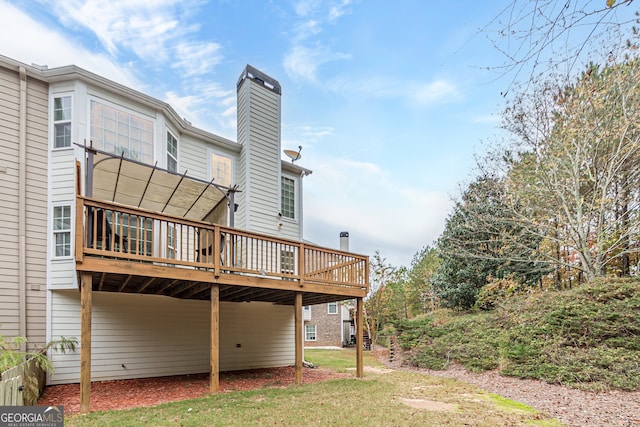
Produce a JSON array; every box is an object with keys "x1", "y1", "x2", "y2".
[
  {"x1": 52, "y1": 203, "x2": 73, "y2": 259},
  {"x1": 305, "y1": 324, "x2": 317, "y2": 341},
  {"x1": 280, "y1": 174, "x2": 297, "y2": 221},
  {"x1": 89, "y1": 97, "x2": 155, "y2": 164},
  {"x1": 328, "y1": 302, "x2": 338, "y2": 315},
  {"x1": 166, "y1": 130, "x2": 179, "y2": 172},
  {"x1": 52, "y1": 94, "x2": 73, "y2": 150},
  {"x1": 208, "y1": 149, "x2": 234, "y2": 188}
]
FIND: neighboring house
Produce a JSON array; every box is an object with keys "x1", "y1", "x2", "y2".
[
  {"x1": 0, "y1": 54, "x2": 368, "y2": 412},
  {"x1": 303, "y1": 300, "x2": 354, "y2": 347}
]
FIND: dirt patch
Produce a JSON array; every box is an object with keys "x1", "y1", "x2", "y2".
[
  {"x1": 398, "y1": 397, "x2": 456, "y2": 411},
  {"x1": 376, "y1": 347, "x2": 640, "y2": 427}
]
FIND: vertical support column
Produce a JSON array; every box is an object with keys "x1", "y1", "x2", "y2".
[
  {"x1": 294, "y1": 292, "x2": 303, "y2": 385},
  {"x1": 356, "y1": 297, "x2": 364, "y2": 378},
  {"x1": 80, "y1": 272, "x2": 93, "y2": 414},
  {"x1": 210, "y1": 284, "x2": 219, "y2": 393}
]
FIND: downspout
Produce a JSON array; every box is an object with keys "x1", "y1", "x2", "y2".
[{"x1": 18, "y1": 66, "x2": 27, "y2": 347}]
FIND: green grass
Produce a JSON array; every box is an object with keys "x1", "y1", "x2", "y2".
[
  {"x1": 396, "y1": 278, "x2": 640, "y2": 392},
  {"x1": 304, "y1": 348, "x2": 382, "y2": 372},
  {"x1": 64, "y1": 350, "x2": 559, "y2": 426}
]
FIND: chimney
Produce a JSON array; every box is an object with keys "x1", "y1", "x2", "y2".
[{"x1": 340, "y1": 231, "x2": 349, "y2": 252}]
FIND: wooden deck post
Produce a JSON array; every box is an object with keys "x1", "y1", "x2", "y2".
[
  {"x1": 356, "y1": 297, "x2": 364, "y2": 378},
  {"x1": 80, "y1": 272, "x2": 93, "y2": 414},
  {"x1": 210, "y1": 284, "x2": 219, "y2": 393},
  {"x1": 294, "y1": 292, "x2": 303, "y2": 385}
]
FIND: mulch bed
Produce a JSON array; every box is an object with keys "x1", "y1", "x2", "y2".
[{"x1": 39, "y1": 366, "x2": 349, "y2": 414}]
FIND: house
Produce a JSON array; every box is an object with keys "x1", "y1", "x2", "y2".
[
  {"x1": 303, "y1": 301, "x2": 354, "y2": 348},
  {"x1": 0, "y1": 54, "x2": 369, "y2": 413},
  {"x1": 303, "y1": 233, "x2": 355, "y2": 348}
]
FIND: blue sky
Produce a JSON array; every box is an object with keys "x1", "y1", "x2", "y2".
[{"x1": 1, "y1": 1, "x2": 633, "y2": 267}]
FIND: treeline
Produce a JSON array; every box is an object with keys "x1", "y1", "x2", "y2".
[{"x1": 366, "y1": 49, "x2": 640, "y2": 338}]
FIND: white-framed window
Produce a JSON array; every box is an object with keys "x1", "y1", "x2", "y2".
[
  {"x1": 167, "y1": 224, "x2": 176, "y2": 259},
  {"x1": 167, "y1": 130, "x2": 178, "y2": 172},
  {"x1": 53, "y1": 95, "x2": 72, "y2": 149},
  {"x1": 53, "y1": 204, "x2": 72, "y2": 258},
  {"x1": 328, "y1": 302, "x2": 338, "y2": 314},
  {"x1": 210, "y1": 150, "x2": 233, "y2": 187},
  {"x1": 281, "y1": 176, "x2": 296, "y2": 219},
  {"x1": 305, "y1": 324, "x2": 317, "y2": 341},
  {"x1": 303, "y1": 305, "x2": 311, "y2": 312},
  {"x1": 281, "y1": 249, "x2": 295, "y2": 275},
  {"x1": 90, "y1": 99, "x2": 154, "y2": 164}
]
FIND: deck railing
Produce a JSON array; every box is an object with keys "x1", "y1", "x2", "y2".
[{"x1": 75, "y1": 197, "x2": 368, "y2": 292}]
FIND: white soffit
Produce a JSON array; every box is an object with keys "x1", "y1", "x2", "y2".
[{"x1": 92, "y1": 151, "x2": 230, "y2": 221}]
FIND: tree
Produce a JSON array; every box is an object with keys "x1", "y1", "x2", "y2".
[
  {"x1": 487, "y1": 0, "x2": 638, "y2": 90},
  {"x1": 503, "y1": 58, "x2": 640, "y2": 281},
  {"x1": 432, "y1": 175, "x2": 547, "y2": 309},
  {"x1": 405, "y1": 246, "x2": 440, "y2": 315}
]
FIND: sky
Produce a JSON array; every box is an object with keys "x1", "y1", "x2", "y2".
[{"x1": 1, "y1": 0, "x2": 634, "y2": 267}]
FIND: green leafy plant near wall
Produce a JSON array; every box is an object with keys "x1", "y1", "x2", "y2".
[{"x1": 1, "y1": 333, "x2": 77, "y2": 404}]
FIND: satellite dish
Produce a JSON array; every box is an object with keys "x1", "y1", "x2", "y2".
[{"x1": 284, "y1": 146, "x2": 302, "y2": 163}]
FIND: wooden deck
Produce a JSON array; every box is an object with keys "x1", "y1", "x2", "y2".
[{"x1": 75, "y1": 197, "x2": 369, "y2": 305}]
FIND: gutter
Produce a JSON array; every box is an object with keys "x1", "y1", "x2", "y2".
[{"x1": 18, "y1": 66, "x2": 27, "y2": 346}]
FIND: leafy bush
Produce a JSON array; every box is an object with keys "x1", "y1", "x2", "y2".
[
  {"x1": 393, "y1": 278, "x2": 640, "y2": 391},
  {"x1": 1, "y1": 334, "x2": 77, "y2": 404},
  {"x1": 475, "y1": 276, "x2": 527, "y2": 310}
]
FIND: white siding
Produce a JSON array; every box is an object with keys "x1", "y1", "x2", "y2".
[
  {"x1": 49, "y1": 291, "x2": 295, "y2": 384},
  {"x1": 220, "y1": 301, "x2": 294, "y2": 371},
  {"x1": 237, "y1": 78, "x2": 283, "y2": 237}
]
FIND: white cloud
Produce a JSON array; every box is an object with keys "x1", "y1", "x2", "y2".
[
  {"x1": 412, "y1": 80, "x2": 460, "y2": 104},
  {"x1": 294, "y1": 0, "x2": 322, "y2": 17},
  {"x1": 172, "y1": 41, "x2": 223, "y2": 77},
  {"x1": 303, "y1": 154, "x2": 452, "y2": 266},
  {"x1": 328, "y1": 0, "x2": 352, "y2": 22},
  {"x1": 0, "y1": 2, "x2": 141, "y2": 89},
  {"x1": 330, "y1": 75, "x2": 460, "y2": 105},
  {"x1": 284, "y1": 45, "x2": 350, "y2": 82}
]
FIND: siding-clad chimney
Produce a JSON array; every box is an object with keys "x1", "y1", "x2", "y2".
[
  {"x1": 236, "y1": 65, "x2": 282, "y2": 234},
  {"x1": 340, "y1": 231, "x2": 349, "y2": 252}
]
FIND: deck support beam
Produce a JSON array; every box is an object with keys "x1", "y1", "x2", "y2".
[
  {"x1": 210, "y1": 284, "x2": 219, "y2": 393},
  {"x1": 294, "y1": 292, "x2": 303, "y2": 385},
  {"x1": 356, "y1": 297, "x2": 364, "y2": 378},
  {"x1": 80, "y1": 272, "x2": 93, "y2": 414}
]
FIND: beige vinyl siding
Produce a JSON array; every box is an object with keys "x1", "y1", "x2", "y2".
[
  {"x1": 0, "y1": 66, "x2": 21, "y2": 338},
  {"x1": 0, "y1": 65, "x2": 48, "y2": 346},
  {"x1": 49, "y1": 292, "x2": 295, "y2": 384},
  {"x1": 24, "y1": 74, "x2": 48, "y2": 346}
]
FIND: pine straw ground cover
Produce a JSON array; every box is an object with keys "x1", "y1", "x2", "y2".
[{"x1": 39, "y1": 366, "x2": 348, "y2": 414}]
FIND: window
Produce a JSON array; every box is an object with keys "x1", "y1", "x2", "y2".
[
  {"x1": 305, "y1": 324, "x2": 317, "y2": 341},
  {"x1": 303, "y1": 305, "x2": 311, "y2": 312},
  {"x1": 167, "y1": 224, "x2": 176, "y2": 259},
  {"x1": 328, "y1": 302, "x2": 338, "y2": 314},
  {"x1": 281, "y1": 250, "x2": 295, "y2": 275},
  {"x1": 109, "y1": 212, "x2": 153, "y2": 255},
  {"x1": 210, "y1": 151, "x2": 233, "y2": 187},
  {"x1": 281, "y1": 176, "x2": 295, "y2": 219},
  {"x1": 53, "y1": 205, "x2": 71, "y2": 257},
  {"x1": 90, "y1": 100, "x2": 154, "y2": 164},
  {"x1": 53, "y1": 96, "x2": 72, "y2": 148},
  {"x1": 167, "y1": 131, "x2": 178, "y2": 172}
]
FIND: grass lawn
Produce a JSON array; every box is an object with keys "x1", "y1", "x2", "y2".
[{"x1": 65, "y1": 349, "x2": 561, "y2": 426}]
